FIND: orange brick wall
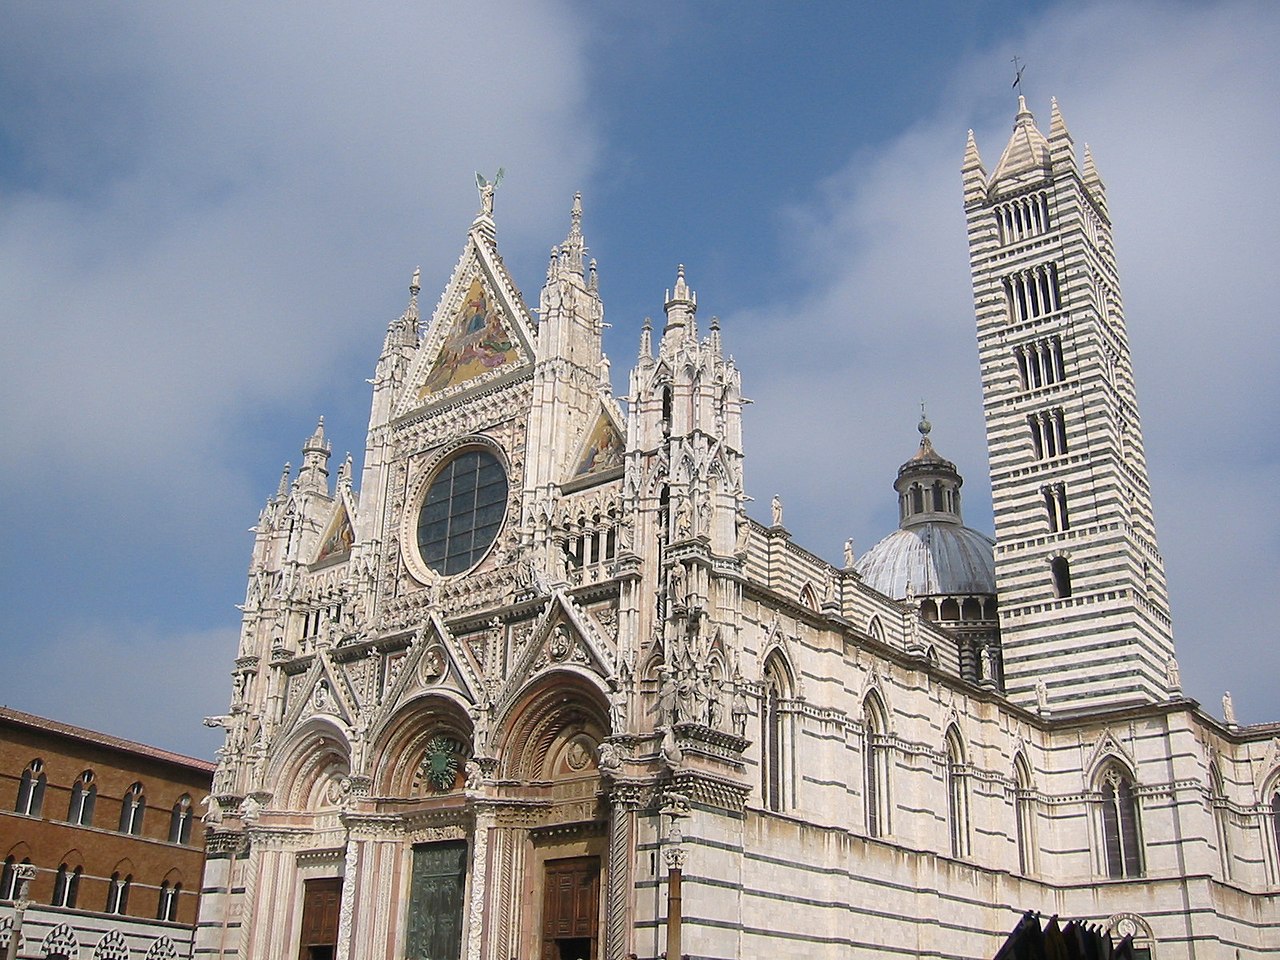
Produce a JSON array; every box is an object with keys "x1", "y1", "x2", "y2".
[{"x1": 0, "y1": 716, "x2": 213, "y2": 926}]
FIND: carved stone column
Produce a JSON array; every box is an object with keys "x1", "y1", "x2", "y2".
[
  {"x1": 334, "y1": 836, "x2": 361, "y2": 960},
  {"x1": 467, "y1": 805, "x2": 496, "y2": 960},
  {"x1": 604, "y1": 784, "x2": 642, "y2": 960}
]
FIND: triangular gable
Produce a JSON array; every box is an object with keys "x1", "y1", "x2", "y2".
[
  {"x1": 312, "y1": 497, "x2": 355, "y2": 566},
  {"x1": 496, "y1": 591, "x2": 615, "y2": 716},
  {"x1": 568, "y1": 404, "x2": 625, "y2": 482},
  {"x1": 398, "y1": 230, "x2": 536, "y2": 415},
  {"x1": 375, "y1": 612, "x2": 483, "y2": 723},
  {"x1": 280, "y1": 651, "x2": 356, "y2": 736},
  {"x1": 1085, "y1": 727, "x2": 1136, "y2": 781}
]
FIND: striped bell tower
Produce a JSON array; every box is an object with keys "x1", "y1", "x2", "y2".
[{"x1": 963, "y1": 96, "x2": 1175, "y2": 712}]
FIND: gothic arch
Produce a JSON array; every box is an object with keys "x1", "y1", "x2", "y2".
[
  {"x1": 266, "y1": 715, "x2": 352, "y2": 807},
  {"x1": 495, "y1": 669, "x2": 610, "y2": 781},
  {"x1": 370, "y1": 692, "x2": 474, "y2": 797},
  {"x1": 867, "y1": 614, "x2": 885, "y2": 644}
]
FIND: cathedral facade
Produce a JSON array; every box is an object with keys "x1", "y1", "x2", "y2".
[{"x1": 195, "y1": 100, "x2": 1280, "y2": 960}]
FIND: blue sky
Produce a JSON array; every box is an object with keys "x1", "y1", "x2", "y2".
[{"x1": 2, "y1": 1, "x2": 1276, "y2": 758}]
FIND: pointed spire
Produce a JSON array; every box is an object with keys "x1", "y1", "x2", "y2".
[
  {"x1": 404, "y1": 266, "x2": 421, "y2": 325},
  {"x1": 639, "y1": 316, "x2": 653, "y2": 360},
  {"x1": 588, "y1": 257, "x2": 598, "y2": 294},
  {"x1": 663, "y1": 264, "x2": 697, "y2": 339},
  {"x1": 1082, "y1": 143, "x2": 1107, "y2": 214},
  {"x1": 297, "y1": 417, "x2": 332, "y2": 493},
  {"x1": 562, "y1": 192, "x2": 586, "y2": 276},
  {"x1": 709, "y1": 315, "x2": 722, "y2": 355},
  {"x1": 989, "y1": 95, "x2": 1050, "y2": 189},
  {"x1": 276, "y1": 462, "x2": 292, "y2": 498},
  {"x1": 962, "y1": 129, "x2": 988, "y2": 205},
  {"x1": 1049, "y1": 97, "x2": 1069, "y2": 140},
  {"x1": 338, "y1": 452, "x2": 353, "y2": 490},
  {"x1": 1048, "y1": 96, "x2": 1076, "y2": 172}
]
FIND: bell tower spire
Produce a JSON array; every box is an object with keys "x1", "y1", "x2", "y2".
[{"x1": 965, "y1": 97, "x2": 1173, "y2": 712}]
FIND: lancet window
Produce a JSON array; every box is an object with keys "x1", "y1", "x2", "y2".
[
  {"x1": 1014, "y1": 755, "x2": 1036, "y2": 875},
  {"x1": 16, "y1": 759, "x2": 46, "y2": 816},
  {"x1": 157, "y1": 880, "x2": 181, "y2": 922},
  {"x1": 1015, "y1": 336, "x2": 1065, "y2": 390},
  {"x1": 119, "y1": 782, "x2": 146, "y2": 835},
  {"x1": 1099, "y1": 766, "x2": 1143, "y2": 878},
  {"x1": 169, "y1": 795, "x2": 193, "y2": 844},
  {"x1": 68, "y1": 770, "x2": 96, "y2": 826},
  {"x1": 105, "y1": 872, "x2": 131, "y2": 915},
  {"x1": 995, "y1": 192, "x2": 1051, "y2": 244},
  {"x1": 863, "y1": 695, "x2": 890, "y2": 838},
  {"x1": 1043, "y1": 483, "x2": 1070, "y2": 533},
  {"x1": 1003, "y1": 262, "x2": 1062, "y2": 323},
  {"x1": 945, "y1": 729, "x2": 969, "y2": 858},
  {"x1": 52, "y1": 863, "x2": 82, "y2": 908},
  {"x1": 1027, "y1": 408, "x2": 1068, "y2": 460}
]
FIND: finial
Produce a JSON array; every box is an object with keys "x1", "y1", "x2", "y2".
[
  {"x1": 588, "y1": 257, "x2": 598, "y2": 292},
  {"x1": 918, "y1": 401, "x2": 931, "y2": 437},
  {"x1": 572, "y1": 191, "x2": 583, "y2": 224},
  {"x1": 313, "y1": 416, "x2": 325, "y2": 439},
  {"x1": 410, "y1": 266, "x2": 420, "y2": 295},
  {"x1": 277, "y1": 462, "x2": 292, "y2": 497}
]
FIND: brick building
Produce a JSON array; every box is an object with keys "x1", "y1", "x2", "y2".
[{"x1": 1, "y1": 707, "x2": 213, "y2": 959}]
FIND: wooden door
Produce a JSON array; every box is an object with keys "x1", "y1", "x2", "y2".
[
  {"x1": 404, "y1": 840, "x2": 468, "y2": 960},
  {"x1": 540, "y1": 856, "x2": 600, "y2": 960},
  {"x1": 298, "y1": 877, "x2": 342, "y2": 960}
]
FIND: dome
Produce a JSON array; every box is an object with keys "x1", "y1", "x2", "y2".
[
  {"x1": 856, "y1": 413, "x2": 996, "y2": 601},
  {"x1": 855, "y1": 522, "x2": 996, "y2": 600}
]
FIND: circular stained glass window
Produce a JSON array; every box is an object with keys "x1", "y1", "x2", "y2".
[{"x1": 416, "y1": 449, "x2": 508, "y2": 576}]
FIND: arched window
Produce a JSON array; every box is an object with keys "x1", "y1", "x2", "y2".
[
  {"x1": 105, "y1": 872, "x2": 131, "y2": 915},
  {"x1": 52, "y1": 863, "x2": 81, "y2": 908},
  {"x1": 1270, "y1": 790, "x2": 1280, "y2": 879},
  {"x1": 761, "y1": 657, "x2": 791, "y2": 813},
  {"x1": 1051, "y1": 556, "x2": 1072, "y2": 598},
  {"x1": 1099, "y1": 766, "x2": 1143, "y2": 878},
  {"x1": 1014, "y1": 755, "x2": 1035, "y2": 875},
  {"x1": 1209, "y1": 765, "x2": 1231, "y2": 880},
  {"x1": 168, "y1": 795, "x2": 193, "y2": 845},
  {"x1": 867, "y1": 616, "x2": 885, "y2": 644},
  {"x1": 119, "y1": 783, "x2": 146, "y2": 835},
  {"x1": 945, "y1": 728, "x2": 969, "y2": 858},
  {"x1": 157, "y1": 879, "x2": 182, "y2": 922},
  {"x1": 67, "y1": 771, "x2": 96, "y2": 827},
  {"x1": 16, "y1": 759, "x2": 46, "y2": 816},
  {"x1": 1, "y1": 857, "x2": 15, "y2": 900},
  {"x1": 863, "y1": 695, "x2": 890, "y2": 838}
]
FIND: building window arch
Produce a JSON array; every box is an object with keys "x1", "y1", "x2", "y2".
[
  {"x1": 168, "y1": 795, "x2": 193, "y2": 845},
  {"x1": 867, "y1": 615, "x2": 885, "y2": 644},
  {"x1": 67, "y1": 771, "x2": 96, "y2": 827},
  {"x1": 16, "y1": 759, "x2": 46, "y2": 817},
  {"x1": 863, "y1": 693, "x2": 890, "y2": 838},
  {"x1": 1097, "y1": 763, "x2": 1143, "y2": 878},
  {"x1": 945, "y1": 727, "x2": 969, "y2": 858},
  {"x1": 157, "y1": 879, "x2": 182, "y2": 922},
  {"x1": 1267, "y1": 780, "x2": 1280, "y2": 884},
  {"x1": 1209, "y1": 764, "x2": 1232, "y2": 880},
  {"x1": 1050, "y1": 556, "x2": 1072, "y2": 598},
  {"x1": 105, "y1": 871, "x2": 131, "y2": 915},
  {"x1": 119, "y1": 782, "x2": 146, "y2": 835},
  {"x1": 52, "y1": 862, "x2": 82, "y2": 908},
  {"x1": 1013, "y1": 754, "x2": 1036, "y2": 875},
  {"x1": 761, "y1": 654, "x2": 793, "y2": 813}
]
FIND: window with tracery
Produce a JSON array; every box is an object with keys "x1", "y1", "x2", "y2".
[
  {"x1": 946, "y1": 730, "x2": 969, "y2": 858},
  {"x1": 105, "y1": 872, "x2": 131, "y2": 915},
  {"x1": 761, "y1": 661, "x2": 789, "y2": 813},
  {"x1": 120, "y1": 782, "x2": 146, "y2": 835},
  {"x1": 863, "y1": 696, "x2": 890, "y2": 838},
  {"x1": 16, "y1": 760, "x2": 46, "y2": 816},
  {"x1": 157, "y1": 880, "x2": 181, "y2": 922},
  {"x1": 52, "y1": 863, "x2": 81, "y2": 908},
  {"x1": 1099, "y1": 767, "x2": 1143, "y2": 878},
  {"x1": 1014, "y1": 756, "x2": 1035, "y2": 875},
  {"x1": 169, "y1": 795, "x2": 193, "y2": 844},
  {"x1": 68, "y1": 771, "x2": 96, "y2": 826}
]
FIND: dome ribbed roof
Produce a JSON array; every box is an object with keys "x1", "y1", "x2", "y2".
[{"x1": 855, "y1": 522, "x2": 995, "y2": 599}]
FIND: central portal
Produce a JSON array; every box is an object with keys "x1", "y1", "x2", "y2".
[
  {"x1": 405, "y1": 840, "x2": 468, "y2": 960},
  {"x1": 540, "y1": 856, "x2": 600, "y2": 960}
]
